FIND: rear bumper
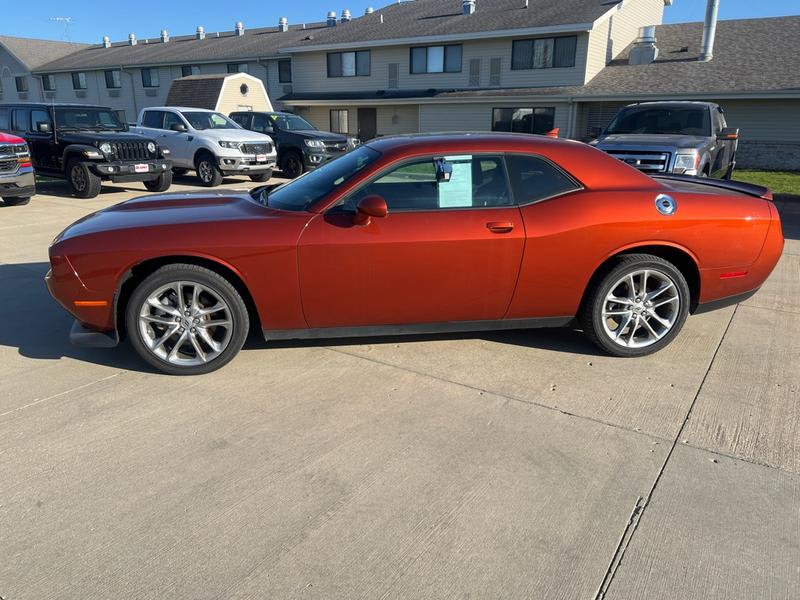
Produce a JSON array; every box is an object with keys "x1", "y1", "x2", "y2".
[
  {"x1": 0, "y1": 169, "x2": 35, "y2": 197},
  {"x1": 694, "y1": 288, "x2": 759, "y2": 314}
]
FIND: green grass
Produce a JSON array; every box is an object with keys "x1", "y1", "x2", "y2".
[{"x1": 733, "y1": 170, "x2": 800, "y2": 197}]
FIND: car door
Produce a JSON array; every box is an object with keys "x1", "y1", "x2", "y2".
[
  {"x1": 27, "y1": 108, "x2": 57, "y2": 171},
  {"x1": 159, "y1": 111, "x2": 195, "y2": 167},
  {"x1": 297, "y1": 154, "x2": 526, "y2": 329}
]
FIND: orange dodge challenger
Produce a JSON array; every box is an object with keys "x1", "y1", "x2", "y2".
[{"x1": 47, "y1": 133, "x2": 783, "y2": 375}]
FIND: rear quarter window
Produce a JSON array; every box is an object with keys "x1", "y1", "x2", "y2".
[
  {"x1": 141, "y1": 111, "x2": 163, "y2": 129},
  {"x1": 505, "y1": 155, "x2": 580, "y2": 205}
]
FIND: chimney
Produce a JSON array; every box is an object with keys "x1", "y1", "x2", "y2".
[
  {"x1": 278, "y1": 16, "x2": 288, "y2": 32},
  {"x1": 365, "y1": 7, "x2": 374, "y2": 15},
  {"x1": 700, "y1": 0, "x2": 719, "y2": 62},
  {"x1": 128, "y1": 33, "x2": 137, "y2": 46},
  {"x1": 102, "y1": 35, "x2": 111, "y2": 48},
  {"x1": 235, "y1": 21, "x2": 245, "y2": 36},
  {"x1": 341, "y1": 9, "x2": 352, "y2": 23},
  {"x1": 196, "y1": 26, "x2": 206, "y2": 40},
  {"x1": 160, "y1": 29, "x2": 169, "y2": 43},
  {"x1": 327, "y1": 11, "x2": 337, "y2": 27},
  {"x1": 463, "y1": 0, "x2": 476, "y2": 15},
  {"x1": 628, "y1": 25, "x2": 659, "y2": 65}
]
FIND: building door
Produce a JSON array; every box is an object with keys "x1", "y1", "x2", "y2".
[{"x1": 357, "y1": 107, "x2": 377, "y2": 141}]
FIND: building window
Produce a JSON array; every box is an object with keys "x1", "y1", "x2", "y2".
[
  {"x1": 104, "y1": 70, "x2": 121, "y2": 89},
  {"x1": 491, "y1": 107, "x2": 556, "y2": 135},
  {"x1": 327, "y1": 51, "x2": 370, "y2": 77},
  {"x1": 330, "y1": 109, "x2": 349, "y2": 133},
  {"x1": 511, "y1": 36, "x2": 577, "y2": 70},
  {"x1": 181, "y1": 65, "x2": 200, "y2": 77},
  {"x1": 15, "y1": 76, "x2": 29, "y2": 93},
  {"x1": 227, "y1": 63, "x2": 249, "y2": 74},
  {"x1": 410, "y1": 44, "x2": 462, "y2": 74},
  {"x1": 141, "y1": 68, "x2": 160, "y2": 88},
  {"x1": 42, "y1": 74, "x2": 56, "y2": 91},
  {"x1": 71, "y1": 72, "x2": 87, "y2": 90},
  {"x1": 278, "y1": 59, "x2": 292, "y2": 83}
]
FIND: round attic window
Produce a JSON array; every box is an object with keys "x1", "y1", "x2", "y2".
[{"x1": 240, "y1": 83, "x2": 249, "y2": 96}]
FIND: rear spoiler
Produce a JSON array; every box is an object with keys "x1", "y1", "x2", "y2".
[{"x1": 652, "y1": 174, "x2": 773, "y2": 201}]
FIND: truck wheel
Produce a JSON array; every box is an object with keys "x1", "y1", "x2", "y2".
[
  {"x1": 67, "y1": 158, "x2": 102, "y2": 199},
  {"x1": 2, "y1": 196, "x2": 31, "y2": 206},
  {"x1": 144, "y1": 170, "x2": 173, "y2": 192},
  {"x1": 195, "y1": 153, "x2": 223, "y2": 187},
  {"x1": 249, "y1": 170, "x2": 272, "y2": 182},
  {"x1": 280, "y1": 151, "x2": 304, "y2": 179}
]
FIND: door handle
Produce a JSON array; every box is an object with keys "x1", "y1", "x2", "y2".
[{"x1": 487, "y1": 221, "x2": 514, "y2": 234}]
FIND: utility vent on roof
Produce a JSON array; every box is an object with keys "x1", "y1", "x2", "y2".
[
  {"x1": 489, "y1": 57, "x2": 502, "y2": 86},
  {"x1": 102, "y1": 35, "x2": 111, "y2": 48},
  {"x1": 388, "y1": 63, "x2": 399, "y2": 89},
  {"x1": 196, "y1": 26, "x2": 205, "y2": 40},
  {"x1": 463, "y1": 0, "x2": 476, "y2": 15},
  {"x1": 469, "y1": 58, "x2": 481, "y2": 87},
  {"x1": 128, "y1": 33, "x2": 137, "y2": 46},
  {"x1": 235, "y1": 21, "x2": 245, "y2": 36},
  {"x1": 160, "y1": 29, "x2": 169, "y2": 43},
  {"x1": 278, "y1": 17, "x2": 288, "y2": 33}
]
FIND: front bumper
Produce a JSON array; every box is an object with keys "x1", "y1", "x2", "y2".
[
  {"x1": 304, "y1": 150, "x2": 347, "y2": 169},
  {"x1": 45, "y1": 255, "x2": 116, "y2": 336},
  {"x1": 0, "y1": 168, "x2": 35, "y2": 197},
  {"x1": 90, "y1": 159, "x2": 172, "y2": 182},
  {"x1": 218, "y1": 154, "x2": 277, "y2": 174}
]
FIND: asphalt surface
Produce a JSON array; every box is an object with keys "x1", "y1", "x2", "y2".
[{"x1": 1, "y1": 175, "x2": 798, "y2": 599}]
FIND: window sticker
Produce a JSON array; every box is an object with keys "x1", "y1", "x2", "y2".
[{"x1": 438, "y1": 155, "x2": 473, "y2": 208}]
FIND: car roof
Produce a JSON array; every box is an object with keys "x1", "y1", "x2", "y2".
[
  {"x1": 365, "y1": 132, "x2": 580, "y2": 155},
  {"x1": 144, "y1": 106, "x2": 217, "y2": 112},
  {"x1": 0, "y1": 102, "x2": 112, "y2": 109},
  {"x1": 622, "y1": 101, "x2": 718, "y2": 109}
]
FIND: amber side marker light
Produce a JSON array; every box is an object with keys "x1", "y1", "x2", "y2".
[
  {"x1": 720, "y1": 271, "x2": 748, "y2": 279},
  {"x1": 74, "y1": 300, "x2": 109, "y2": 307}
]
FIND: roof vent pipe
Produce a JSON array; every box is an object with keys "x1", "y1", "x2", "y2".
[
  {"x1": 628, "y1": 25, "x2": 659, "y2": 64},
  {"x1": 327, "y1": 11, "x2": 337, "y2": 27},
  {"x1": 341, "y1": 9, "x2": 352, "y2": 22},
  {"x1": 128, "y1": 33, "x2": 137, "y2": 46},
  {"x1": 463, "y1": 0, "x2": 476, "y2": 15},
  {"x1": 102, "y1": 35, "x2": 111, "y2": 48},
  {"x1": 365, "y1": 7, "x2": 374, "y2": 15},
  {"x1": 235, "y1": 21, "x2": 245, "y2": 36},
  {"x1": 160, "y1": 29, "x2": 169, "y2": 43},
  {"x1": 700, "y1": 0, "x2": 719, "y2": 62},
  {"x1": 278, "y1": 16, "x2": 289, "y2": 32},
  {"x1": 196, "y1": 26, "x2": 206, "y2": 40}
]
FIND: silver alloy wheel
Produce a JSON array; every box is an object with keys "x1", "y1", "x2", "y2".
[
  {"x1": 138, "y1": 280, "x2": 234, "y2": 366},
  {"x1": 71, "y1": 166, "x2": 86, "y2": 191},
  {"x1": 601, "y1": 269, "x2": 680, "y2": 349},
  {"x1": 198, "y1": 160, "x2": 213, "y2": 183}
]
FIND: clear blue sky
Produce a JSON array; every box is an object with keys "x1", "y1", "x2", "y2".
[{"x1": 1, "y1": 0, "x2": 797, "y2": 43}]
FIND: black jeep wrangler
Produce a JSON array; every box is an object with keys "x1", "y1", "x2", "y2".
[
  {"x1": 229, "y1": 111, "x2": 358, "y2": 179},
  {"x1": 0, "y1": 103, "x2": 172, "y2": 198}
]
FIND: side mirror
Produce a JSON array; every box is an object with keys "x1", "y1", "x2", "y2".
[
  {"x1": 434, "y1": 158, "x2": 453, "y2": 183},
  {"x1": 354, "y1": 194, "x2": 388, "y2": 226},
  {"x1": 717, "y1": 127, "x2": 739, "y2": 141},
  {"x1": 171, "y1": 123, "x2": 188, "y2": 133},
  {"x1": 36, "y1": 121, "x2": 51, "y2": 133}
]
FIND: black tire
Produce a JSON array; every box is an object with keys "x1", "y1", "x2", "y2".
[
  {"x1": 67, "y1": 158, "x2": 102, "y2": 198},
  {"x1": 280, "y1": 150, "x2": 304, "y2": 179},
  {"x1": 125, "y1": 264, "x2": 250, "y2": 376},
  {"x1": 195, "y1": 153, "x2": 223, "y2": 187},
  {"x1": 2, "y1": 196, "x2": 31, "y2": 206},
  {"x1": 172, "y1": 168, "x2": 189, "y2": 177},
  {"x1": 579, "y1": 254, "x2": 690, "y2": 358},
  {"x1": 249, "y1": 170, "x2": 272, "y2": 182},
  {"x1": 143, "y1": 170, "x2": 173, "y2": 192}
]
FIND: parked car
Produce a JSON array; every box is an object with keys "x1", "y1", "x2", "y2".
[
  {"x1": 0, "y1": 132, "x2": 35, "y2": 206},
  {"x1": 46, "y1": 133, "x2": 783, "y2": 375},
  {"x1": 591, "y1": 101, "x2": 739, "y2": 178},
  {"x1": 0, "y1": 103, "x2": 172, "y2": 198},
  {"x1": 229, "y1": 111, "x2": 358, "y2": 179},
  {"x1": 131, "y1": 107, "x2": 277, "y2": 186}
]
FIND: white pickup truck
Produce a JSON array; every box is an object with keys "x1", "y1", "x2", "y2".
[{"x1": 131, "y1": 107, "x2": 277, "y2": 186}]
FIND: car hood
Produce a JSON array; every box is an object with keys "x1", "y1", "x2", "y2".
[
  {"x1": 291, "y1": 130, "x2": 350, "y2": 142},
  {"x1": 193, "y1": 128, "x2": 274, "y2": 144},
  {"x1": 597, "y1": 133, "x2": 709, "y2": 150},
  {"x1": 58, "y1": 131, "x2": 158, "y2": 145}
]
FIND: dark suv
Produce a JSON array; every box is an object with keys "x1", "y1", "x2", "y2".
[
  {"x1": 229, "y1": 111, "x2": 357, "y2": 179},
  {"x1": 0, "y1": 103, "x2": 172, "y2": 198}
]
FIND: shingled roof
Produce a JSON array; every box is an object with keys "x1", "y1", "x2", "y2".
[
  {"x1": 165, "y1": 74, "x2": 227, "y2": 109},
  {"x1": 0, "y1": 35, "x2": 88, "y2": 70},
  {"x1": 34, "y1": 23, "x2": 326, "y2": 73}
]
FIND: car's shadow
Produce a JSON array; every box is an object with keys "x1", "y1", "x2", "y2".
[{"x1": 2, "y1": 262, "x2": 600, "y2": 374}]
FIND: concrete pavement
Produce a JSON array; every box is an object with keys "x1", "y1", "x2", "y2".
[{"x1": 1, "y1": 178, "x2": 798, "y2": 599}]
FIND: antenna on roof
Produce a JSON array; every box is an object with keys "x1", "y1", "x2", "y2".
[{"x1": 49, "y1": 16, "x2": 74, "y2": 41}]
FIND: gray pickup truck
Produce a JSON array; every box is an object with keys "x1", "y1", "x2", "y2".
[{"x1": 592, "y1": 101, "x2": 739, "y2": 178}]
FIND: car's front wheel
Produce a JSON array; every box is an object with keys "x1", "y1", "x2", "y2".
[
  {"x1": 67, "y1": 158, "x2": 102, "y2": 198},
  {"x1": 580, "y1": 254, "x2": 690, "y2": 357},
  {"x1": 125, "y1": 264, "x2": 250, "y2": 375},
  {"x1": 280, "y1": 150, "x2": 304, "y2": 179},
  {"x1": 195, "y1": 153, "x2": 224, "y2": 187}
]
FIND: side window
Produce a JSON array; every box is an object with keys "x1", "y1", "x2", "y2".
[
  {"x1": 12, "y1": 109, "x2": 27, "y2": 133},
  {"x1": 163, "y1": 112, "x2": 184, "y2": 131},
  {"x1": 344, "y1": 155, "x2": 512, "y2": 212},
  {"x1": 230, "y1": 114, "x2": 249, "y2": 128},
  {"x1": 142, "y1": 111, "x2": 164, "y2": 129},
  {"x1": 505, "y1": 155, "x2": 579, "y2": 205},
  {"x1": 30, "y1": 109, "x2": 51, "y2": 132},
  {"x1": 0, "y1": 109, "x2": 10, "y2": 131},
  {"x1": 251, "y1": 114, "x2": 273, "y2": 133}
]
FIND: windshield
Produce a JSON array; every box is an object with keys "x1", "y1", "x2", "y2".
[
  {"x1": 182, "y1": 111, "x2": 240, "y2": 131},
  {"x1": 272, "y1": 114, "x2": 316, "y2": 131},
  {"x1": 605, "y1": 106, "x2": 711, "y2": 136},
  {"x1": 258, "y1": 146, "x2": 380, "y2": 211},
  {"x1": 55, "y1": 108, "x2": 126, "y2": 131}
]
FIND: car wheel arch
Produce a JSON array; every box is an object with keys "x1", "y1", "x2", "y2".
[
  {"x1": 193, "y1": 148, "x2": 217, "y2": 167},
  {"x1": 115, "y1": 254, "x2": 262, "y2": 339}
]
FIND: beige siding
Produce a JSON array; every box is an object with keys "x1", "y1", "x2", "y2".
[
  {"x1": 419, "y1": 102, "x2": 571, "y2": 135},
  {"x1": 715, "y1": 100, "x2": 800, "y2": 143},
  {"x1": 215, "y1": 74, "x2": 272, "y2": 114},
  {"x1": 298, "y1": 104, "x2": 419, "y2": 137}
]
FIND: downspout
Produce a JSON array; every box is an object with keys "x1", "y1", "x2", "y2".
[
  {"x1": 700, "y1": 0, "x2": 720, "y2": 62},
  {"x1": 121, "y1": 66, "x2": 139, "y2": 119}
]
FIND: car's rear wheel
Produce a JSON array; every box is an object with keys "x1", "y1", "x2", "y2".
[
  {"x1": 143, "y1": 170, "x2": 173, "y2": 192},
  {"x1": 67, "y1": 158, "x2": 102, "y2": 198},
  {"x1": 195, "y1": 153, "x2": 223, "y2": 187},
  {"x1": 249, "y1": 170, "x2": 272, "y2": 182},
  {"x1": 280, "y1": 151, "x2": 304, "y2": 179},
  {"x1": 125, "y1": 264, "x2": 249, "y2": 375},
  {"x1": 2, "y1": 196, "x2": 31, "y2": 206},
  {"x1": 580, "y1": 254, "x2": 690, "y2": 357}
]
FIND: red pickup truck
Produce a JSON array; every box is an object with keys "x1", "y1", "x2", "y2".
[{"x1": 0, "y1": 132, "x2": 35, "y2": 206}]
